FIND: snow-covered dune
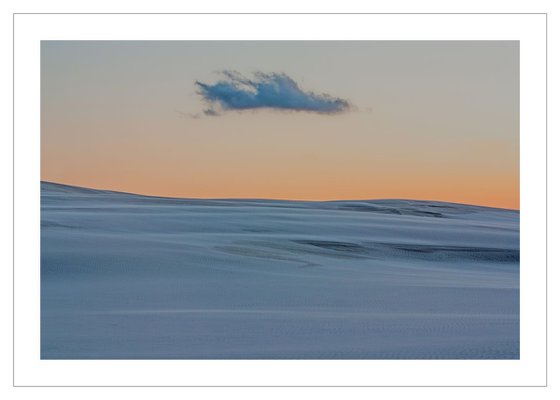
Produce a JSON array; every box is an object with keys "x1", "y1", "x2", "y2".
[{"x1": 41, "y1": 181, "x2": 519, "y2": 359}]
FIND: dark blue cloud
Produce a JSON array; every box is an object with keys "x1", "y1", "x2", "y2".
[{"x1": 195, "y1": 71, "x2": 351, "y2": 116}]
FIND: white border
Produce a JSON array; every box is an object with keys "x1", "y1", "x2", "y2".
[{"x1": 13, "y1": 13, "x2": 546, "y2": 386}]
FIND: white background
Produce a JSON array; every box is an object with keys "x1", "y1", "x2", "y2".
[{"x1": 2, "y1": 1, "x2": 558, "y2": 398}]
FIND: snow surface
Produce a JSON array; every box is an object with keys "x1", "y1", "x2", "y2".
[{"x1": 41, "y1": 182, "x2": 519, "y2": 359}]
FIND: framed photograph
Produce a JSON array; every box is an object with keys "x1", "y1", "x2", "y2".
[{"x1": 13, "y1": 13, "x2": 547, "y2": 386}]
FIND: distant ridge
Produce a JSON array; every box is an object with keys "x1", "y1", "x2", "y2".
[{"x1": 41, "y1": 180, "x2": 519, "y2": 212}]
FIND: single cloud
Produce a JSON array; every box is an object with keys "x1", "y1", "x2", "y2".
[{"x1": 195, "y1": 71, "x2": 351, "y2": 116}]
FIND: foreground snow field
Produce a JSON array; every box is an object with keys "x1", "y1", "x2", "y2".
[{"x1": 41, "y1": 181, "x2": 519, "y2": 359}]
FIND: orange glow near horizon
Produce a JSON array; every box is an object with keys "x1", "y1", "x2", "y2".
[{"x1": 41, "y1": 153, "x2": 520, "y2": 209}]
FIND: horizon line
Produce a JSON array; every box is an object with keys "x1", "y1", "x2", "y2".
[{"x1": 40, "y1": 180, "x2": 520, "y2": 212}]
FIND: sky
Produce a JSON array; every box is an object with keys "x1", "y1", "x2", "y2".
[{"x1": 41, "y1": 41, "x2": 519, "y2": 209}]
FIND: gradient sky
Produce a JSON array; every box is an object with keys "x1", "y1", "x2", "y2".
[{"x1": 41, "y1": 41, "x2": 519, "y2": 209}]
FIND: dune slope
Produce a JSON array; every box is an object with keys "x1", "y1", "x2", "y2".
[{"x1": 41, "y1": 181, "x2": 519, "y2": 359}]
